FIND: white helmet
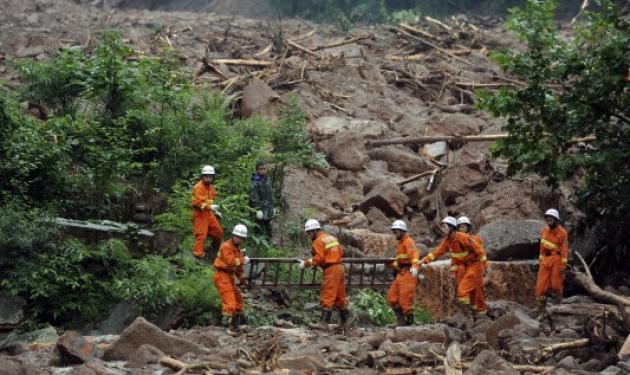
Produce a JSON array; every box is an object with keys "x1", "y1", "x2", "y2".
[
  {"x1": 442, "y1": 216, "x2": 458, "y2": 228},
  {"x1": 456, "y1": 216, "x2": 472, "y2": 226},
  {"x1": 390, "y1": 220, "x2": 408, "y2": 232},
  {"x1": 201, "y1": 165, "x2": 215, "y2": 175},
  {"x1": 232, "y1": 224, "x2": 248, "y2": 238},
  {"x1": 304, "y1": 219, "x2": 321, "y2": 232},
  {"x1": 544, "y1": 209, "x2": 560, "y2": 221}
]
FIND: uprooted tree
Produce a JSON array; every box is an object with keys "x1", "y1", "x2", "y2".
[{"x1": 477, "y1": 0, "x2": 629, "y2": 282}]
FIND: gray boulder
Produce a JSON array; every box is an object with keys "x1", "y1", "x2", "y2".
[
  {"x1": 464, "y1": 350, "x2": 516, "y2": 375},
  {"x1": 360, "y1": 180, "x2": 409, "y2": 217},
  {"x1": 0, "y1": 325, "x2": 58, "y2": 350},
  {"x1": 327, "y1": 131, "x2": 369, "y2": 171},
  {"x1": 478, "y1": 220, "x2": 545, "y2": 260},
  {"x1": 0, "y1": 291, "x2": 25, "y2": 328}
]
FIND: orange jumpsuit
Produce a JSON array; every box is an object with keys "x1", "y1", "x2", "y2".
[
  {"x1": 387, "y1": 233, "x2": 420, "y2": 315},
  {"x1": 213, "y1": 239, "x2": 245, "y2": 316},
  {"x1": 535, "y1": 225, "x2": 569, "y2": 301},
  {"x1": 192, "y1": 180, "x2": 223, "y2": 258},
  {"x1": 305, "y1": 232, "x2": 346, "y2": 311},
  {"x1": 423, "y1": 231, "x2": 488, "y2": 309}
]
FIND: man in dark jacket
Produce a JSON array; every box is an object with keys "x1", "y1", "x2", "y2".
[{"x1": 250, "y1": 161, "x2": 274, "y2": 239}]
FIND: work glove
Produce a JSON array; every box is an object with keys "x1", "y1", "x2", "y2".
[
  {"x1": 297, "y1": 259, "x2": 306, "y2": 269},
  {"x1": 391, "y1": 261, "x2": 399, "y2": 269},
  {"x1": 211, "y1": 204, "x2": 222, "y2": 219},
  {"x1": 418, "y1": 273, "x2": 426, "y2": 282},
  {"x1": 410, "y1": 268, "x2": 418, "y2": 277},
  {"x1": 256, "y1": 210, "x2": 264, "y2": 220},
  {"x1": 243, "y1": 256, "x2": 250, "y2": 265},
  {"x1": 234, "y1": 258, "x2": 241, "y2": 267}
]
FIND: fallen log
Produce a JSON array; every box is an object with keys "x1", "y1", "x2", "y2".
[
  {"x1": 367, "y1": 134, "x2": 596, "y2": 147},
  {"x1": 399, "y1": 22, "x2": 436, "y2": 40},
  {"x1": 572, "y1": 271, "x2": 630, "y2": 306},
  {"x1": 389, "y1": 27, "x2": 472, "y2": 66},
  {"x1": 284, "y1": 39, "x2": 318, "y2": 57},
  {"x1": 159, "y1": 356, "x2": 229, "y2": 375},
  {"x1": 540, "y1": 338, "x2": 590, "y2": 357}
]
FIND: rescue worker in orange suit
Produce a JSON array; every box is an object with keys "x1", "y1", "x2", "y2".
[
  {"x1": 456, "y1": 216, "x2": 489, "y2": 318},
  {"x1": 213, "y1": 224, "x2": 250, "y2": 335},
  {"x1": 387, "y1": 220, "x2": 421, "y2": 326},
  {"x1": 297, "y1": 219, "x2": 350, "y2": 330},
  {"x1": 421, "y1": 216, "x2": 489, "y2": 319},
  {"x1": 535, "y1": 208, "x2": 569, "y2": 319},
  {"x1": 192, "y1": 165, "x2": 224, "y2": 259}
]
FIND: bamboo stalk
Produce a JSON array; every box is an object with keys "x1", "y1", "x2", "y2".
[{"x1": 311, "y1": 35, "x2": 371, "y2": 51}]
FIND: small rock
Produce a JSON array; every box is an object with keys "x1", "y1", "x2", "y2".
[
  {"x1": 391, "y1": 325, "x2": 446, "y2": 343},
  {"x1": 274, "y1": 319, "x2": 295, "y2": 328},
  {"x1": 464, "y1": 350, "x2": 516, "y2": 375},
  {"x1": 555, "y1": 355, "x2": 578, "y2": 370},
  {"x1": 57, "y1": 331, "x2": 98, "y2": 365}
]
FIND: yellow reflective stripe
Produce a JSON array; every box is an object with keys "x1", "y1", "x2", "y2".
[
  {"x1": 561, "y1": 258, "x2": 568, "y2": 264},
  {"x1": 458, "y1": 297, "x2": 470, "y2": 304},
  {"x1": 450, "y1": 265, "x2": 459, "y2": 271},
  {"x1": 480, "y1": 256, "x2": 487, "y2": 262},
  {"x1": 412, "y1": 259, "x2": 420, "y2": 265},
  {"x1": 539, "y1": 255, "x2": 545, "y2": 261},
  {"x1": 428, "y1": 253, "x2": 436, "y2": 260},
  {"x1": 324, "y1": 241, "x2": 339, "y2": 249},
  {"x1": 541, "y1": 238, "x2": 559, "y2": 249},
  {"x1": 396, "y1": 254, "x2": 410, "y2": 259},
  {"x1": 451, "y1": 252, "x2": 469, "y2": 258}
]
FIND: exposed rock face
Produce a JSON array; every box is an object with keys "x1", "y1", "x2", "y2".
[{"x1": 478, "y1": 220, "x2": 545, "y2": 260}]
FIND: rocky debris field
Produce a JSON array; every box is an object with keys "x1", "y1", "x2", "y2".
[
  {"x1": 2, "y1": 0, "x2": 630, "y2": 373},
  {"x1": 1, "y1": 295, "x2": 630, "y2": 374}
]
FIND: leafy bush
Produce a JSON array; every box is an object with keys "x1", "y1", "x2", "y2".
[
  {"x1": 174, "y1": 259, "x2": 221, "y2": 325},
  {"x1": 113, "y1": 255, "x2": 178, "y2": 315}
]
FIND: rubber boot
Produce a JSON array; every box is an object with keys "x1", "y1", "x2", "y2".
[
  {"x1": 309, "y1": 309, "x2": 332, "y2": 330},
  {"x1": 222, "y1": 315, "x2": 237, "y2": 336},
  {"x1": 535, "y1": 300, "x2": 547, "y2": 321},
  {"x1": 339, "y1": 308, "x2": 350, "y2": 328},
  {"x1": 391, "y1": 307, "x2": 405, "y2": 327},
  {"x1": 230, "y1": 313, "x2": 241, "y2": 335},
  {"x1": 404, "y1": 312, "x2": 414, "y2": 326}
]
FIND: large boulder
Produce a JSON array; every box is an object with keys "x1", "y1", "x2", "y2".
[
  {"x1": 436, "y1": 114, "x2": 486, "y2": 136},
  {"x1": 310, "y1": 116, "x2": 386, "y2": 142},
  {"x1": 478, "y1": 220, "x2": 545, "y2": 260},
  {"x1": 464, "y1": 350, "x2": 516, "y2": 375},
  {"x1": 367, "y1": 146, "x2": 432, "y2": 175},
  {"x1": 0, "y1": 325, "x2": 58, "y2": 350},
  {"x1": 241, "y1": 78, "x2": 278, "y2": 120},
  {"x1": 57, "y1": 331, "x2": 99, "y2": 365},
  {"x1": 484, "y1": 311, "x2": 540, "y2": 349},
  {"x1": 327, "y1": 131, "x2": 369, "y2": 171},
  {"x1": 439, "y1": 164, "x2": 489, "y2": 202},
  {"x1": 103, "y1": 317, "x2": 207, "y2": 361},
  {"x1": 360, "y1": 180, "x2": 409, "y2": 217}
]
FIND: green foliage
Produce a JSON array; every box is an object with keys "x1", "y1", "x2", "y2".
[
  {"x1": 478, "y1": 0, "x2": 630, "y2": 274},
  {"x1": 174, "y1": 259, "x2": 221, "y2": 325},
  {"x1": 349, "y1": 289, "x2": 395, "y2": 326},
  {"x1": 113, "y1": 255, "x2": 178, "y2": 315}
]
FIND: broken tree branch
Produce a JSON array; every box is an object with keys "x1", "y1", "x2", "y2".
[
  {"x1": 399, "y1": 22, "x2": 437, "y2": 40},
  {"x1": 284, "y1": 39, "x2": 319, "y2": 57},
  {"x1": 575, "y1": 251, "x2": 593, "y2": 280},
  {"x1": 397, "y1": 169, "x2": 439, "y2": 186},
  {"x1": 540, "y1": 338, "x2": 590, "y2": 357},
  {"x1": 311, "y1": 35, "x2": 371, "y2": 51},
  {"x1": 209, "y1": 58, "x2": 273, "y2": 67},
  {"x1": 159, "y1": 356, "x2": 228, "y2": 375},
  {"x1": 390, "y1": 27, "x2": 473, "y2": 66},
  {"x1": 572, "y1": 271, "x2": 630, "y2": 306}
]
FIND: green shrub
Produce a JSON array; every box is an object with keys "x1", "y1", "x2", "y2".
[
  {"x1": 113, "y1": 255, "x2": 178, "y2": 315},
  {"x1": 174, "y1": 258, "x2": 221, "y2": 325}
]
